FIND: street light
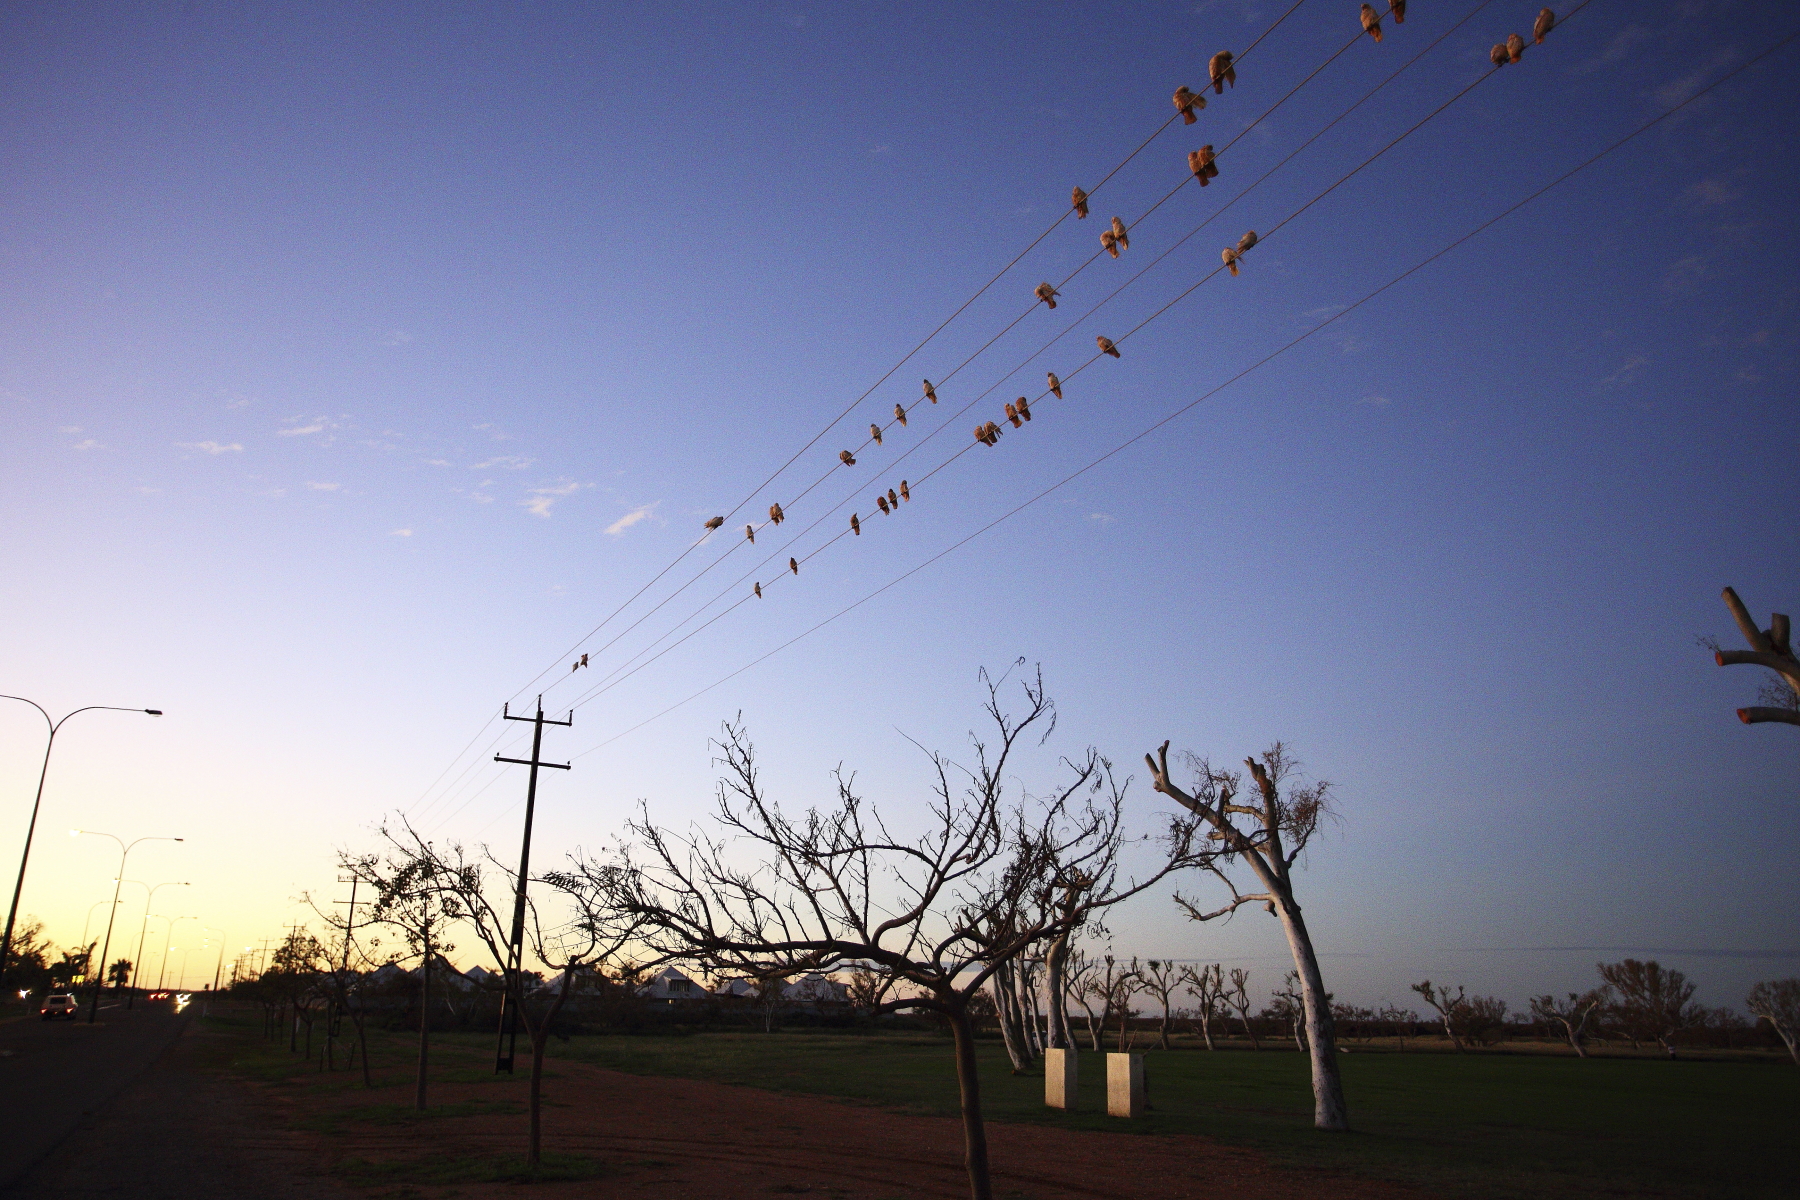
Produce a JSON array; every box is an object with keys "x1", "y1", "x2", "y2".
[
  {"x1": 121, "y1": 880, "x2": 190, "y2": 1008},
  {"x1": 203, "y1": 927, "x2": 227, "y2": 993},
  {"x1": 70, "y1": 830, "x2": 183, "y2": 1022},
  {"x1": 156, "y1": 916, "x2": 199, "y2": 991},
  {"x1": 0, "y1": 697, "x2": 161, "y2": 988}
]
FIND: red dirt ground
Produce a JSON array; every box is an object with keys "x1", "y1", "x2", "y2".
[{"x1": 268, "y1": 1055, "x2": 1431, "y2": 1200}]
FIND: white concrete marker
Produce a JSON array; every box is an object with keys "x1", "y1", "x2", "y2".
[
  {"x1": 1106, "y1": 1051, "x2": 1144, "y2": 1118},
  {"x1": 1044, "y1": 1047, "x2": 1078, "y2": 1109}
]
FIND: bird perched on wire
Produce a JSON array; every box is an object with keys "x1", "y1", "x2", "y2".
[
  {"x1": 899, "y1": 481, "x2": 910, "y2": 502},
  {"x1": 1035, "y1": 281, "x2": 1060, "y2": 309},
  {"x1": 894, "y1": 403, "x2": 908, "y2": 426},
  {"x1": 745, "y1": 524, "x2": 755, "y2": 543},
  {"x1": 870, "y1": 423, "x2": 883, "y2": 445},
  {"x1": 1071, "y1": 186, "x2": 1090, "y2": 218},
  {"x1": 839, "y1": 449, "x2": 856, "y2": 466},
  {"x1": 754, "y1": 582, "x2": 762, "y2": 598},
  {"x1": 704, "y1": 515, "x2": 724, "y2": 531},
  {"x1": 1490, "y1": 42, "x2": 1508, "y2": 66},
  {"x1": 1173, "y1": 85, "x2": 1206, "y2": 123},
  {"x1": 789, "y1": 557, "x2": 799, "y2": 574},
  {"x1": 1047, "y1": 372, "x2": 1063, "y2": 398},
  {"x1": 887, "y1": 487, "x2": 899, "y2": 508},
  {"x1": 877, "y1": 494, "x2": 891, "y2": 515},
  {"x1": 1111, "y1": 216, "x2": 1129, "y2": 250},
  {"x1": 975, "y1": 422, "x2": 1001, "y2": 446},
  {"x1": 1188, "y1": 145, "x2": 1219, "y2": 185},
  {"x1": 1237, "y1": 230, "x2": 1258, "y2": 254},
  {"x1": 769, "y1": 502, "x2": 785, "y2": 524},
  {"x1": 1015, "y1": 395, "x2": 1032, "y2": 422},
  {"x1": 1534, "y1": 7, "x2": 1554, "y2": 43},
  {"x1": 1096, "y1": 336, "x2": 1120, "y2": 358},
  {"x1": 1208, "y1": 50, "x2": 1235, "y2": 94},
  {"x1": 1006, "y1": 402, "x2": 1023, "y2": 429},
  {"x1": 1360, "y1": 3, "x2": 1383, "y2": 41},
  {"x1": 1506, "y1": 32, "x2": 1525, "y2": 62},
  {"x1": 923, "y1": 379, "x2": 938, "y2": 403},
  {"x1": 850, "y1": 513, "x2": 861, "y2": 536},
  {"x1": 571, "y1": 652, "x2": 588, "y2": 672},
  {"x1": 1101, "y1": 229, "x2": 1120, "y2": 258},
  {"x1": 1393, "y1": 0, "x2": 1407, "y2": 21},
  {"x1": 1222, "y1": 246, "x2": 1242, "y2": 276}
]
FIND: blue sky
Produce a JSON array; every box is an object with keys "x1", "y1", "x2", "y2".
[{"x1": 2, "y1": 1, "x2": 1796, "y2": 1007}]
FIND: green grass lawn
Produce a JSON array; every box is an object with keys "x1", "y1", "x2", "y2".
[{"x1": 485, "y1": 1029, "x2": 1798, "y2": 1199}]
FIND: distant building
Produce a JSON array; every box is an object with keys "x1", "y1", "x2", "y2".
[{"x1": 639, "y1": 965, "x2": 704, "y2": 1003}]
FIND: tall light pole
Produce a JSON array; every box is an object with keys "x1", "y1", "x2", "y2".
[
  {"x1": 156, "y1": 916, "x2": 199, "y2": 990},
  {"x1": 123, "y1": 880, "x2": 189, "y2": 1008},
  {"x1": 78, "y1": 898, "x2": 118, "y2": 958},
  {"x1": 71, "y1": 831, "x2": 183, "y2": 1022},
  {"x1": 0, "y1": 697, "x2": 161, "y2": 988},
  {"x1": 204, "y1": 927, "x2": 227, "y2": 993}
]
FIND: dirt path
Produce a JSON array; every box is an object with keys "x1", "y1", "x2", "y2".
[{"x1": 276, "y1": 1056, "x2": 1429, "y2": 1200}]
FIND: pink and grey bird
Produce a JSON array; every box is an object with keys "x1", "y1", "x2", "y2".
[
  {"x1": 839, "y1": 449, "x2": 856, "y2": 466},
  {"x1": 850, "y1": 513, "x2": 860, "y2": 536},
  {"x1": 1071, "y1": 186, "x2": 1090, "y2": 218},
  {"x1": 704, "y1": 515, "x2": 724, "y2": 530},
  {"x1": 1096, "y1": 336, "x2": 1120, "y2": 358},
  {"x1": 1035, "y1": 281, "x2": 1061, "y2": 309},
  {"x1": 1015, "y1": 395, "x2": 1032, "y2": 422},
  {"x1": 1110, "y1": 216, "x2": 1129, "y2": 251},
  {"x1": 870, "y1": 423, "x2": 883, "y2": 445},
  {"x1": 1047, "y1": 372, "x2": 1063, "y2": 398},
  {"x1": 887, "y1": 488, "x2": 899, "y2": 508},
  {"x1": 745, "y1": 524, "x2": 755, "y2": 543},
  {"x1": 877, "y1": 494, "x2": 890, "y2": 515},
  {"x1": 1188, "y1": 145, "x2": 1219, "y2": 185},
  {"x1": 769, "y1": 502, "x2": 785, "y2": 524},
  {"x1": 894, "y1": 403, "x2": 908, "y2": 426},
  {"x1": 754, "y1": 582, "x2": 762, "y2": 598},
  {"x1": 922, "y1": 379, "x2": 938, "y2": 403},
  {"x1": 898, "y1": 481, "x2": 910, "y2": 502},
  {"x1": 1005, "y1": 402, "x2": 1022, "y2": 429},
  {"x1": 1237, "y1": 230, "x2": 1258, "y2": 254},
  {"x1": 1100, "y1": 230, "x2": 1120, "y2": 258},
  {"x1": 1506, "y1": 32, "x2": 1525, "y2": 62},
  {"x1": 1393, "y1": 0, "x2": 1407, "y2": 22},
  {"x1": 1360, "y1": 4, "x2": 1383, "y2": 41},
  {"x1": 789, "y1": 557, "x2": 798, "y2": 575},
  {"x1": 1222, "y1": 246, "x2": 1241, "y2": 276},
  {"x1": 1208, "y1": 51, "x2": 1235, "y2": 94},
  {"x1": 1172, "y1": 85, "x2": 1205, "y2": 123},
  {"x1": 1533, "y1": 7, "x2": 1554, "y2": 43},
  {"x1": 1490, "y1": 42, "x2": 1508, "y2": 66}
]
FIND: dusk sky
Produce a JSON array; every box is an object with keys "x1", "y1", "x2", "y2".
[{"x1": 2, "y1": 1, "x2": 1795, "y2": 1008}]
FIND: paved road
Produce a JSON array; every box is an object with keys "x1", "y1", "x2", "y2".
[
  {"x1": 0, "y1": 999, "x2": 189, "y2": 1192},
  {"x1": 1, "y1": 999, "x2": 355, "y2": 1199}
]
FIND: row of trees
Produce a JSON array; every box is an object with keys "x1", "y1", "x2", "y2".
[{"x1": 308, "y1": 669, "x2": 1349, "y2": 1200}]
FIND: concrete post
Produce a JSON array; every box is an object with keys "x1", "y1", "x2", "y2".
[
  {"x1": 1106, "y1": 1052, "x2": 1144, "y2": 1118},
  {"x1": 1044, "y1": 1047, "x2": 1078, "y2": 1109}
]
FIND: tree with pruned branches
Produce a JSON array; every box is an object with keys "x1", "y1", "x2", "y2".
[
  {"x1": 1178, "y1": 962, "x2": 1224, "y2": 1050},
  {"x1": 1709, "y1": 587, "x2": 1799, "y2": 727},
  {"x1": 610, "y1": 672, "x2": 1198, "y2": 1200},
  {"x1": 1136, "y1": 959, "x2": 1182, "y2": 1050},
  {"x1": 1531, "y1": 989, "x2": 1608, "y2": 1058},
  {"x1": 1746, "y1": 978, "x2": 1800, "y2": 1066},
  {"x1": 1144, "y1": 740, "x2": 1348, "y2": 1130},
  {"x1": 1411, "y1": 980, "x2": 1468, "y2": 1051}
]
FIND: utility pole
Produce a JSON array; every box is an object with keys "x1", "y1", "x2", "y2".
[
  {"x1": 328, "y1": 874, "x2": 362, "y2": 1072},
  {"x1": 491, "y1": 696, "x2": 571, "y2": 1073}
]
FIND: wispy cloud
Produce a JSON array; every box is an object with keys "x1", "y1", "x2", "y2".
[
  {"x1": 178, "y1": 440, "x2": 244, "y2": 455},
  {"x1": 1655, "y1": 47, "x2": 1736, "y2": 108},
  {"x1": 606, "y1": 501, "x2": 660, "y2": 535},
  {"x1": 280, "y1": 422, "x2": 326, "y2": 437},
  {"x1": 1603, "y1": 355, "x2": 1650, "y2": 386},
  {"x1": 523, "y1": 480, "x2": 589, "y2": 518},
  {"x1": 1087, "y1": 512, "x2": 1115, "y2": 524},
  {"x1": 424, "y1": 458, "x2": 451, "y2": 467},
  {"x1": 1360, "y1": 394, "x2": 1391, "y2": 407},
  {"x1": 59, "y1": 425, "x2": 82, "y2": 433},
  {"x1": 72, "y1": 438, "x2": 103, "y2": 450},
  {"x1": 305, "y1": 481, "x2": 341, "y2": 491},
  {"x1": 391, "y1": 528, "x2": 413, "y2": 537},
  {"x1": 382, "y1": 329, "x2": 412, "y2": 346},
  {"x1": 473, "y1": 455, "x2": 533, "y2": 470}
]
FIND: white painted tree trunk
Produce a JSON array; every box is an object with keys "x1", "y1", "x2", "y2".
[{"x1": 1274, "y1": 898, "x2": 1348, "y2": 1131}]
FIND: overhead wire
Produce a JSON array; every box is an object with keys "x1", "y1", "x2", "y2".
[
  {"x1": 542, "y1": 0, "x2": 1543, "y2": 718},
  {"x1": 558, "y1": 17, "x2": 1797, "y2": 765},
  {"x1": 405, "y1": 0, "x2": 1320, "y2": 819}
]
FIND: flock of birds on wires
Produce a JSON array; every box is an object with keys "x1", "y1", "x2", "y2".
[{"x1": 408, "y1": 0, "x2": 1581, "y2": 835}]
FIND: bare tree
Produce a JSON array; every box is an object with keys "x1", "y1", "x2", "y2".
[
  {"x1": 1411, "y1": 981, "x2": 1468, "y2": 1051},
  {"x1": 1746, "y1": 978, "x2": 1800, "y2": 1065},
  {"x1": 1079, "y1": 953, "x2": 1138, "y2": 1052},
  {"x1": 341, "y1": 836, "x2": 467, "y2": 1111},
  {"x1": 611, "y1": 674, "x2": 1196, "y2": 1200},
  {"x1": 1065, "y1": 948, "x2": 1106, "y2": 1050},
  {"x1": 990, "y1": 955, "x2": 1035, "y2": 1072},
  {"x1": 433, "y1": 838, "x2": 646, "y2": 1169},
  {"x1": 1710, "y1": 587, "x2": 1800, "y2": 726},
  {"x1": 1272, "y1": 971, "x2": 1308, "y2": 1052},
  {"x1": 1144, "y1": 741, "x2": 1349, "y2": 1131},
  {"x1": 1137, "y1": 959, "x2": 1182, "y2": 1049},
  {"x1": 1599, "y1": 959, "x2": 1701, "y2": 1059},
  {"x1": 1376, "y1": 1002, "x2": 1415, "y2": 1050},
  {"x1": 1178, "y1": 962, "x2": 1224, "y2": 1050},
  {"x1": 1530, "y1": 989, "x2": 1608, "y2": 1058},
  {"x1": 1226, "y1": 967, "x2": 1259, "y2": 1049}
]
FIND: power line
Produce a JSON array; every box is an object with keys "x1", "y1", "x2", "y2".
[{"x1": 553, "y1": 15, "x2": 1794, "y2": 767}]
